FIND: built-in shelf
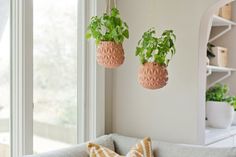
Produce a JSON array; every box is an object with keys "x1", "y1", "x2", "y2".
[
  {"x1": 207, "y1": 65, "x2": 236, "y2": 73},
  {"x1": 209, "y1": 15, "x2": 236, "y2": 42},
  {"x1": 205, "y1": 8, "x2": 236, "y2": 147},
  {"x1": 207, "y1": 65, "x2": 236, "y2": 88},
  {"x1": 212, "y1": 15, "x2": 236, "y2": 27},
  {"x1": 205, "y1": 126, "x2": 236, "y2": 145}
]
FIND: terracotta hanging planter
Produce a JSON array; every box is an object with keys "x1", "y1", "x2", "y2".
[
  {"x1": 97, "y1": 41, "x2": 125, "y2": 68},
  {"x1": 138, "y1": 62, "x2": 168, "y2": 89},
  {"x1": 86, "y1": 8, "x2": 129, "y2": 69},
  {"x1": 135, "y1": 28, "x2": 176, "y2": 90}
]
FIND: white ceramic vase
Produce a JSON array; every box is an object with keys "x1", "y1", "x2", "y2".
[
  {"x1": 206, "y1": 101, "x2": 234, "y2": 129},
  {"x1": 232, "y1": 111, "x2": 236, "y2": 125}
]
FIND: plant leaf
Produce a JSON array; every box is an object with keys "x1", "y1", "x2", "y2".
[{"x1": 86, "y1": 7, "x2": 128, "y2": 44}]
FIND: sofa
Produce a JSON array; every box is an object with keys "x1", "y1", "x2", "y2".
[{"x1": 23, "y1": 134, "x2": 236, "y2": 157}]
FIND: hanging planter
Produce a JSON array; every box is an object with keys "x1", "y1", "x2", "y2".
[
  {"x1": 97, "y1": 41, "x2": 124, "y2": 68},
  {"x1": 135, "y1": 28, "x2": 176, "y2": 89},
  {"x1": 86, "y1": 8, "x2": 129, "y2": 68},
  {"x1": 138, "y1": 62, "x2": 168, "y2": 89}
]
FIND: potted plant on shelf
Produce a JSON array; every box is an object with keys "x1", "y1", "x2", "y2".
[
  {"x1": 206, "y1": 83, "x2": 235, "y2": 128},
  {"x1": 86, "y1": 8, "x2": 129, "y2": 68},
  {"x1": 135, "y1": 28, "x2": 176, "y2": 89}
]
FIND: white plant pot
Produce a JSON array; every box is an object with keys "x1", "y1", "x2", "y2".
[
  {"x1": 232, "y1": 111, "x2": 236, "y2": 125},
  {"x1": 206, "y1": 101, "x2": 234, "y2": 129}
]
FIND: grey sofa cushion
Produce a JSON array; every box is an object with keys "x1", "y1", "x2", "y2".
[
  {"x1": 111, "y1": 134, "x2": 236, "y2": 157},
  {"x1": 111, "y1": 134, "x2": 139, "y2": 155},
  {"x1": 23, "y1": 134, "x2": 114, "y2": 157}
]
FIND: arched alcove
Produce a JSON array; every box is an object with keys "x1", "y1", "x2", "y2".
[{"x1": 198, "y1": 0, "x2": 234, "y2": 144}]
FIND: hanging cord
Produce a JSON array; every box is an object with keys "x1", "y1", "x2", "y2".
[
  {"x1": 114, "y1": 0, "x2": 117, "y2": 8},
  {"x1": 106, "y1": 0, "x2": 117, "y2": 13},
  {"x1": 106, "y1": 0, "x2": 110, "y2": 13}
]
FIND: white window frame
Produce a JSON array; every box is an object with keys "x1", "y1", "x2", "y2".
[
  {"x1": 78, "y1": 0, "x2": 106, "y2": 143},
  {"x1": 10, "y1": 0, "x2": 105, "y2": 156},
  {"x1": 11, "y1": 0, "x2": 33, "y2": 156}
]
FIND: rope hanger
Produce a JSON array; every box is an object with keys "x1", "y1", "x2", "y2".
[{"x1": 106, "y1": 0, "x2": 117, "y2": 13}]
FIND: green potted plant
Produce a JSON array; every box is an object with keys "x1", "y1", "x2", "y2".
[
  {"x1": 135, "y1": 28, "x2": 176, "y2": 89},
  {"x1": 206, "y1": 84, "x2": 235, "y2": 128},
  {"x1": 86, "y1": 8, "x2": 129, "y2": 68}
]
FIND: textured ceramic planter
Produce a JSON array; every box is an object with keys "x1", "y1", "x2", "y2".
[
  {"x1": 97, "y1": 41, "x2": 125, "y2": 68},
  {"x1": 232, "y1": 111, "x2": 236, "y2": 125},
  {"x1": 138, "y1": 62, "x2": 168, "y2": 89},
  {"x1": 206, "y1": 101, "x2": 234, "y2": 129}
]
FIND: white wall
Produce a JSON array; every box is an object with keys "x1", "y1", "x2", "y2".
[{"x1": 109, "y1": 0, "x2": 219, "y2": 144}]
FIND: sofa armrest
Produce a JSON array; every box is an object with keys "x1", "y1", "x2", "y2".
[{"x1": 23, "y1": 144, "x2": 88, "y2": 157}]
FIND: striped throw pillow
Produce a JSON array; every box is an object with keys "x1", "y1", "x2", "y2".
[{"x1": 87, "y1": 137, "x2": 153, "y2": 157}]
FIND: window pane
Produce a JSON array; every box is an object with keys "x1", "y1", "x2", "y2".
[
  {"x1": 0, "y1": 0, "x2": 10, "y2": 156},
  {"x1": 33, "y1": 0, "x2": 77, "y2": 153}
]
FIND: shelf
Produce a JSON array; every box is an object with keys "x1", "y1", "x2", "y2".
[
  {"x1": 205, "y1": 126, "x2": 236, "y2": 145},
  {"x1": 207, "y1": 65, "x2": 236, "y2": 73},
  {"x1": 209, "y1": 16, "x2": 236, "y2": 42},
  {"x1": 212, "y1": 15, "x2": 236, "y2": 27},
  {"x1": 207, "y1": 65, "x2": 236, "y2": 88}
]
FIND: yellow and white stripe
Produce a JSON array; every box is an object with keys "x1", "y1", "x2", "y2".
[{"x1": 87, "y1": 137, "x2": 153, "y2": 157}]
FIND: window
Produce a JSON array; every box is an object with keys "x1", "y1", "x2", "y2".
[
  {"x1": 0, "y1": 0, "x2": 10, "y2": 156},
  {"x1": 9, "y1": 0, "x2": 104, "y2": 156},
  {"x1": 33, "y1": 0, "x2": 78, "y2": 153}
]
